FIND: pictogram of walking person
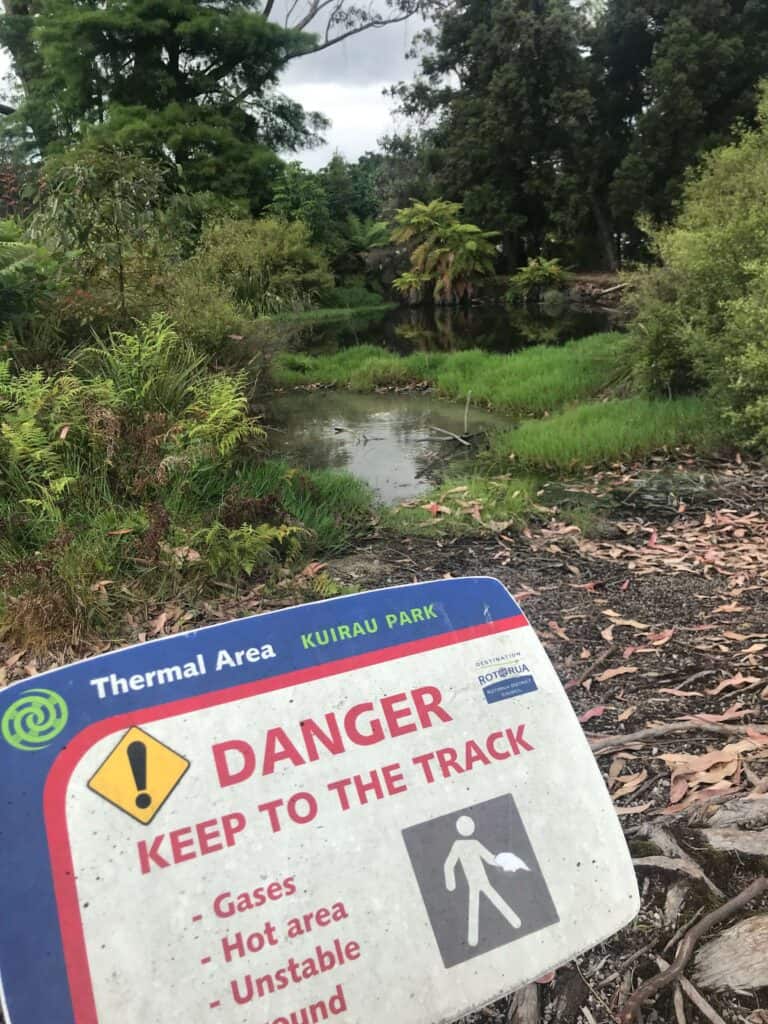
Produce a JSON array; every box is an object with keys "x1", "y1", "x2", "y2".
[{"x1": 443, "y1": 814, "x2": 529, "y2": 947}]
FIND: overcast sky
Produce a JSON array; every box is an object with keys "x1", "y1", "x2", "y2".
[
  {"x1": 0, "y1": 8, "x2": 424, "y2": 170},
  {"x1": 280, "y1": 14, "x2": 424, "y2": 169}
]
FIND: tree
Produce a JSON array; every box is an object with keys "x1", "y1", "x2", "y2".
[
  {"x1": 394, "y1": 0, "x2": 596, "y2": 268},
  {"x1": 0, "y1": 0, "x2": 421, "y2": 176},
  {"x1": 391, "y1": 198, "x2": 498, "y2": 303},
  {"x1": 603, "y1": 0, "x2": 768, "y2": 229},
  {"x1": 31, "y1": 146, "x2": 168, "y2": 318},
  {"x1": 0, "y1": 0, "x2": 327, "y2": 199}
]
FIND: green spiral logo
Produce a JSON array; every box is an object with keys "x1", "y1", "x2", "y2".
[{"x1": 1, "y1": 689, "x2": 69, "y2": 751}]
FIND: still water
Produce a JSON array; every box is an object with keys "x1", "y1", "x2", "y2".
[
  {"x1": 270, "y1": 302, "x2": 617, "y2": 501},
  {"x1": 300, "y1": 301, "x2": 615, "y2": 354},
  {"x1": 268, "y1": 391, "x2": 508, "y2": 503}
]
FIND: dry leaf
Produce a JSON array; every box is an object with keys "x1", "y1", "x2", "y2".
[
  {"x1": 712, "y1": 602, "x2": 748, "y2": 613},
  {"x1": 600, "y1": 625, "x2": 615, "y2": 643},
  {"x1": 616, "y1": 802, "x2": 653, "y2": 816},
  {"x1": 684, "y1": 706, "x2": 751, "y2": 724},
  {"x1": 706, "y1": 672, "x2": 759, "y2": 695},
  {"x1": 149, "y1": 610, "x2": 168, "y2": 636},
  {"x1": 422, "y1": 502, "x2": 451, "y2": 517},
  {"x1": 547, "y1": 620, "x2": 571, "y2": 641},
  {"x1": 649, "y1": 628, "x2": 675, "y2": 646},
  {"x1": 613, "y1": 769, "x2": 648, "y2": 800},
  {"x1": 618, "y1": 705, "x2": 637, "y2": 722},
  {"x1": 579, "y1": 705, "x2": 607, "y2": 723},
  {"x1": 596, "y1": 665, "x2": 638, "y2": 682},
  {"x1": 608, "y1": 756, "x2": 628, "y2": 787}
]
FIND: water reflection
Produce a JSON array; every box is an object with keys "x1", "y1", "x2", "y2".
[
  {"x1": 268, "y1": 391, "x2": 510, "y2": 503},
  {"x1": 301, "y1": 302, "x2": 617, "y2": 355}
]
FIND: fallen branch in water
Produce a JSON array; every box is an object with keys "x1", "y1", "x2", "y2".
[
  {"x1": 588, "y1": 720, "x2": 768, "y2": 756},
  {"x1": 428, "y1": 425, "x2": 471, "y2": 446},
  {"x1": 618, "y1": 877, "x2": 768, "y2": 1023}
]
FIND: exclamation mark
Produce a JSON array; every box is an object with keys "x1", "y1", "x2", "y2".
[{"x1": 127, "y1": 740, "x2": 152, "y2": 809}]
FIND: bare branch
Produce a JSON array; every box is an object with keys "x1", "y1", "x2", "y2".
[
  {"x1": 293, "y1": 8, "x2": 414, "y2": 56},
  {"x1": 269, "y1": 0, "x2": 420, "y2": 59}
]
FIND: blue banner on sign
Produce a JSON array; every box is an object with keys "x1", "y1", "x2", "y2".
[
  {"x1": 0, "y1": 577, "x2": 525, "y2": 1024},
  {"x1": 482, "y1": 675, "x2": 538, "y2": 704}
]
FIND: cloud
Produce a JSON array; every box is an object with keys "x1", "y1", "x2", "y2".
[{"x1": 279, "y1": 9, "x2": 423, "y2": 168}]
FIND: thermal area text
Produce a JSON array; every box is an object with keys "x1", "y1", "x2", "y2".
[{"x1": 135, "y1": 685, "x2": 535, "y2": 875}]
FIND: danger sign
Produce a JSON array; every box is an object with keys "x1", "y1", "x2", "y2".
[{"x1": 0, "y1": 578, "x2": 638, "y2": 1024}]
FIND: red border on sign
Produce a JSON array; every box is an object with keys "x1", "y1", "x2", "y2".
[{"x1": 43, "y1": 613, "x2": 527, "y2": 1024}]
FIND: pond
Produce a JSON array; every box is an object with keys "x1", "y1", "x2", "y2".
[
  {"x1": 268, "y1": 390, "x2": 509, "y2": 503},
  {"x1": 299, "y1": 301, "x2": 617, "y2": 355},
  {"x1": 269, "y1": 301, "x2": 620, "y2": 501}
]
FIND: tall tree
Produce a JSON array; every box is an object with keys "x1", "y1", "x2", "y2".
[
  {"x1": 603, "y1": 0, "x2": 768, "y2": 228},
  {"x1": 0, "y1": 0, "x2": 331, "y2": 199},
  {"x1": 394, "y1": 0, "x2": 595, "y2": 268}
]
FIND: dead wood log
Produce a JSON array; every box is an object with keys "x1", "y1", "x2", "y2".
[
  {"x1": 636, "y1": 824, "x2": 724, "y2": 897},
  {"x1": 618, "y1": 877, "x2": 768, "y2": 1023},
  {"x1": 506, "y1": 983, "x2": 539, "y2": 1024},
  {"x1": 694, "y1": 914, "x2": 768, "y2": 991},
  {"x1": 702, "y1": 827, "x2": 768, "y2": 856},
  {"x1": 687, "y1": 794, "x2": 768, "y2": 829},
  {"x1": 588, "y1": 721, "x2": 768, "y2": 756}
]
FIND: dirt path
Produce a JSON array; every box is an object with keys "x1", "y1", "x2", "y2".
[
  {"x1": 2, "y1": 459, "x2": 768, "y2": 1022},
  {"x1": 326, "y1": 461, "x2": 768, "y2": 1023}
]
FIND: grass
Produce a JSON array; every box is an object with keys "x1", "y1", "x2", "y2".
[
  {"x1": 383, "y1": 474, "x2": 541, "y2": 535},
  {"x1": 488, "y1": 396, "x2": 724, "y2": 472},
  {"x1": 232, "y1": 461, "x2": 375, "y2": 555},
  {"x1": 273, "y1": 332, "x2": 632, "y2": 416}
]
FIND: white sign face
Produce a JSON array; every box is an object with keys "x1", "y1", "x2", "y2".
[{"x1": 0, "y1": 578, "x2": 638, "y2": 1024}]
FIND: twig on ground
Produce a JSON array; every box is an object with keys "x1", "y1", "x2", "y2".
[
  {"x1": 589, "y1": 721, "x2": 768, "y2": 756},
  {"x1": 566, "y1": 644, "x2": 619, "y2": 690},
  {"x1": 575, "y1": 960, "x2": 617, "y2": 1022},
  {"x1": 618, "y1": 878, "x2": 768, "y2": 1023},
  {"x1": 673, "y1": 983, "x2": 687, "y2": 1024},
  {"x1": 656, "y1": 958, "x2": 726, "y2": 1024},
  {"x1": 663, "y1": 907, "x2": 705, "y2": 954}
]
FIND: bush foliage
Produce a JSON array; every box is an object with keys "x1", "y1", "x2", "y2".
[
  {"x1": 0, "y1": 316, "x2": 372, "y2": 648},
  {"x1": 630, "y1": 83, "x2": 768, "y2": 444}
]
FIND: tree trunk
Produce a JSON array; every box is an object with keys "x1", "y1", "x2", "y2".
[{"x1": 590, "y1": 191, "x2": 618, "y2": 272}]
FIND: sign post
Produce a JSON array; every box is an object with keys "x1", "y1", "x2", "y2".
[{"x1": 0, "y1": 577, "x2": 638, "y2": 1024}]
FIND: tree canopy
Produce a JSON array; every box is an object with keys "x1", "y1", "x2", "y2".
[{"x1": 393, "y1": 0, "x2": 768, "y2": 268}]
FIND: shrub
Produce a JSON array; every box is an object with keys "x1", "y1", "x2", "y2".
[
  {"x1": 189, "y1": 217, "x2": 333, "y2": 317},
  {"x1": 629, "y1": 81, "x2": 768, "y2": 445},
  {"x1": 507, "y1": 257, "x2": 569, "y2": 303},
  {"x1": 0, "y1": 317, "x2": 374, "y2": 647}
]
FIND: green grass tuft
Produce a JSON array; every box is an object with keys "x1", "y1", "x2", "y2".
[
  {"x1": 383, "y1": 474, "x2": 540, "y2": 535},
  {"x1": 272, "y1": 332, "x2": 632, "y2": 415},
  {"x1": 489, "y1": 397, "x2": 724, "y2": 472}
]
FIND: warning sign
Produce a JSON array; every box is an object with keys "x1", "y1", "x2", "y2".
[
  {"x1": 87, "y1": 726, "x2": 189, "y2": 825},
  {"x1": 0, "y1": 578, "x2": 639, "y2": 1024}
]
